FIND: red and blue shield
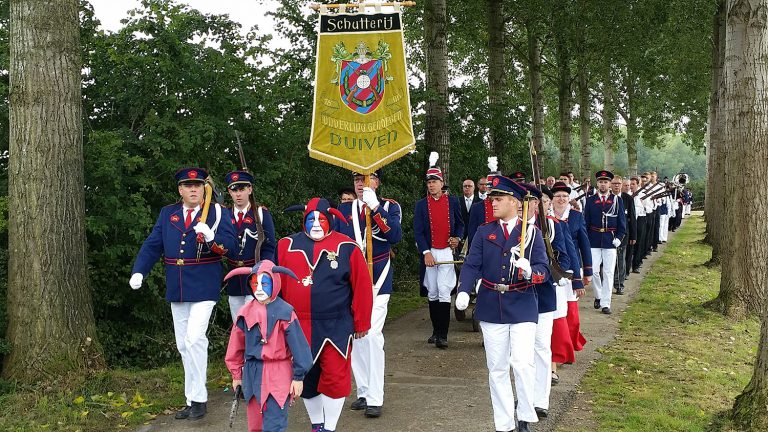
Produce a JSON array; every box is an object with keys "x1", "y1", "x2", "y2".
[{"x1": 339, "y1": 59, "x2": 385, "y2": 114}]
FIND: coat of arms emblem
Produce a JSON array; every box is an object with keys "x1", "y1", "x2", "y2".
[{"x1": 331, "y1": 41, "x2": 393, "y2": 115}]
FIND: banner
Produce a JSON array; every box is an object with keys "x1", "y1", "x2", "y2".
[{"x1": 308, "y1": 8, "x2": 415, "y2": 174}]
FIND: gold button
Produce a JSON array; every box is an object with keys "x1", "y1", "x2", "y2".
[{"x1": 176, "y1": 259, "x2": 184, "y2": 266}]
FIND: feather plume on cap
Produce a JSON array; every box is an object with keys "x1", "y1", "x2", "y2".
[
  {"x1": 429, "y1": 151, "x2": 439, "y2": 167},
  {"x1": 487, "y1": 156, "x2": 498, "y2": 172}
]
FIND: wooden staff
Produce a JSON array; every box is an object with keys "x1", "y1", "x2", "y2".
[
  {"x1": 520, "y1": 193, "x2": 531, "y2": 260},
  {"x1": 196, "y1": 180, "x2": 213, "y2": 262},
  {"x1": 310, "y1": 1, "x2": 416, "y2": 10},
  {"x1": 364, "y1": 175, "x2": 374, "y2": 279}
]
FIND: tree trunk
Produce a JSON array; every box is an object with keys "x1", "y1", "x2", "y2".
[
  {"x1": 720, "y1": 0, "x2": 768, "y2": 424},
  {"x1": 528, "y1": 26, "x2": 545, "y2": 167},
  {"x1": 625, "y1": 79, "x2": 639, "y2": 175},
  {"x1": 424, "y1": 0, "x2": 451, "y2": 185},
  {"x1": 5, "y1": 0, "x2": 103, "y2": 381},
  {"x1": 487, "y1": 0, "x2": 505, "y2": 158},
  {"x1": 711, "y1": 0, "x2": 768, "y2": 326},
  {"x1": 705, "y1": 0, "x2": 726, "y2": 264},
  {"x1": 602, "y1": 88, "x2": 615, "y2": 171},
  {"x1": 578, "y1": 64, "x2": 591, "y2": 178},
  {"x1": 555, "y1": 32, "x2": 573, "y2": 173}
]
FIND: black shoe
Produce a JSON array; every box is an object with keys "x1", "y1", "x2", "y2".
[
  {"x1": 174, "y1": 405, "x2": 191, "y2": 420},
  {"x1": 632, "y1": 269, "x2": 640, "y2": 274},
  {"x1": 535, "y1": 407, "x2": 549, "y2": 418},
  {"x1": 350, "y1": 397, "x2": 367, "y2": 410},
  {"x1": 615, "y1": 287, "x2": 624, "y2": 295},
  {"x1": 435, "y1": 337, "x2": 448, "y2": 349},
  {"x1": 551, "y1": 371, "x2": 559, "y2": 385},
  {"x1": 594, "y1": 299, "x2": 601, "y2": 309},
  {"x1": 602, "y1": 307, "x2": 612, "y2": 315},
  {"x1": 188, "y1": 401, "x2": 206, "y2": 421},
  {"x1": 365, "y1": 405, "x2": 382, "y2": 418},
  {"x1": 517, "y1": 420, "x2": 532, "y2": 432},
  {"x1": 427, "y1": 334, "x2": 436, "y2": 344}
]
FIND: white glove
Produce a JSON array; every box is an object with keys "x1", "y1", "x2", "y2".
[
  {"x1": 194, "y1": 222, "x2": 215, "y2": 242},
  {"x1": 514, "y1": 257, "x2": 532, "y2": 279},
  {"x1": 362, "y1": 187, "x2": 380, "y2": 210},
  {"x1": 558, "y1": 277, "x2": 569, "y2": 287},
  {"x1": 455, "y1": 292, "x2": 470, "y2": 311},
  {"x1": 129, "y1": 273, "x2": 143, "y2": 290},
  {"x1": 612, "y1": 238, "x2": 622, "y2": 248}
]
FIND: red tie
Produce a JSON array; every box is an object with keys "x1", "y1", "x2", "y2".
[
  {"x1": 237, "y1": 211, "x2": 244, "y2": 228},
  {"x1": 503, "y1": 222, "x2": 510, "y2": 240},
  {"x1": 184, "y1": 208, "x2": 194, "y2": 229}
]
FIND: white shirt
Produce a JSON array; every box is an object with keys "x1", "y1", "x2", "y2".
[
  {"x1": 478, "y1": 192, "x2": 487, "y2": 200},
  {"x1": 234, "y1": 203, "x2": 251, "y2": 221},
  {"x1": 182, "y1": 205, "x2": 201, "y2": 223},
  {"x1": 632, "y1": 193, "x2": 646, "y2": 217}
]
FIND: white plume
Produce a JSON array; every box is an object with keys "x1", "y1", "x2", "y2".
[
  {"x1": 428, "y1": 151, "x2": 439, "y2": 167},
  {"x1": 487, "y1": 156, "x2": 498, "y2": 172}
]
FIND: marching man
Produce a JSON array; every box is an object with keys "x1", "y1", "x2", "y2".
[
  {"x1": 414, "y1": 152, "x2": 464, "y2": 349},
  {"x1": 277, "y1": 198, "x2": 373, "y2": 432},
  {"x1": 335, "y1": 170, "x2": 402, "y2": 418},
  {"x1": 583, "y1": 170, "x2": 626, "y2": 315},
  {"x1": 224, "y1": 170, "x2": 277, "y2": 321},
  {"x1": 456, "y1": 175, "x2": 549, "y2": 432},
  {"x1": 130, "y1": 167, "x2": 238, "y2": 421}
]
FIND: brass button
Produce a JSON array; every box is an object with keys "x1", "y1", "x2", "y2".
[{"x1": 176, "y1": 259, "x2": 184, "y2": 266}]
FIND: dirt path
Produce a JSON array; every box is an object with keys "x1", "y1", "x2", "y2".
[{"x1": 136, "y1": 231, "x2": 672, "y2": 432}]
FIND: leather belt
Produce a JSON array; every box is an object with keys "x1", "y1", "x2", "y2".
[
  {"x1": 481, "y1": 279, "x2": 531, "y2": 293},
  {"x1": 226, "y1": 258, "x2": 256, "y2": 267},
  {"x1": 164, "y1": 256, "x2": 221, "y2": 266},
  {"x1": 590, "y1": 227, "x2": 616, "y2": 233}
]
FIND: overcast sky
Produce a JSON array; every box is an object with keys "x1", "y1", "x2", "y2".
[{"x1": 88, "y1": 0, "x2": 279, "y2": 36}]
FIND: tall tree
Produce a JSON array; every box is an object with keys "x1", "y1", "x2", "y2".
[
  {"x1": 486, "y1": 0, "x2": 505, "y2": 158},
  {"x1": 711, "y1": 0, "x2": 768, "y2": 321},
  {"x1": 4, "y1": 0, "x2": 102, "y2": 380},
  {"x1": 577, "y1": 64, "x2": 591, "y2": 177},
  {"x1": 727, "y1": 0, "x2": 768, "y2": 425},
  {"x1": 602, "y1": 87, "x2": 616, "y2": 171},
  {"x1": 424, "y1": 0, "x2": 451, "y2": 183},
  {"x1": 552, "y1": 2, "x2": 574, "y2": 173},
  {"x1": 704, "y1": 0, "x2": 727, "y2": 264}
]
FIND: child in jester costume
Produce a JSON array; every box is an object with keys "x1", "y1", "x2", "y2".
[
  {"x1": 278, "y1": 198, "x2": 373, "y2": 432},
  {"x1": 224, "y1": 260, "x2": 313, "y2": 432}
]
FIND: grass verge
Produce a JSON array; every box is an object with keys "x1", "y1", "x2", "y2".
[
  {"x1": 569, "y1": 215, "x2": 758, "y2": 432},
  {"x1": 0, "y1": 284, "x2": 425, "y2": 431}
]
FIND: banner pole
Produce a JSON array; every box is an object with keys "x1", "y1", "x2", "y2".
[{"x1": 364, "y1": 174, "x2": 374, "y2": 279}]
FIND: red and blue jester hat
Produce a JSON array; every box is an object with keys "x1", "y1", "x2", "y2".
[{"x1": 284, "y1": 197, "x2": 347, "y2": 241}]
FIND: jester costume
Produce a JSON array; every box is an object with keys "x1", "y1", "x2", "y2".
[
  {"x1": 277, "y1": 198, "x2": 373, "y2": 432},
  {"x1": 225, "y1": 261, "x2": 312, "y2": 432}
]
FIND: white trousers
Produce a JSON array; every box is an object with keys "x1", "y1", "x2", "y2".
[
  {"x1": 684, "y1": 204, "x2": 691, "y2": 216},
  {"x1": 590, "y1": 248, "x2": 617, "y2": 309},
  {"x1": 659, "y1": 215, "x2": 669, "y2": 242},
  {"x1": 424, "y1": 247, "x2": 456, "y2": 302},
  {"x1": 352, "y1": 294, "x2": 390, "y2": 407},
  {"x1": 533, "y1": 312, "x2": 554, "y2": 409},
  {"x1": 228, "y1": 294, "x2": 254, "y2": 323},
  {"x1": 171, "y1": 301, "x2": 216, "y2": 405},
  {"x1": 480, "y1": 321, "x2": 538, "y2": 431}
]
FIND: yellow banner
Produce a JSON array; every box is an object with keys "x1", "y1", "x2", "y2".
[{"x1": 308, "y1": 10, "x2": 415, "y2": 174}]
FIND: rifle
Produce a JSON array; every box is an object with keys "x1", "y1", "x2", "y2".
[
  {"x1": 529, "y1": 142, "x2": 572, "y2": 281},
  {"x1": 640, "y1": 182, "x2": 668, "y2": 200},
  {"x1": 235, "y1": 131, "x2": 265, "y2": 262},
  {"x1": 228, "y1": 385, "x2": 243, "y2": 428}
]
